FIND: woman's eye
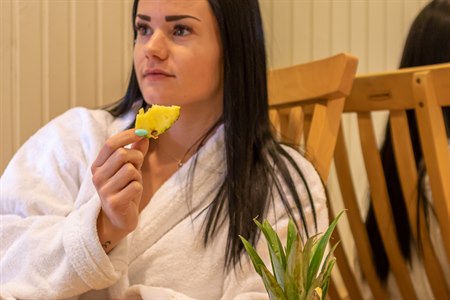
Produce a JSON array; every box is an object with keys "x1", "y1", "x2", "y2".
[
  {"x1": 135, "y1": 23, "x2": 152, "y2": 36},
  {"x1": 173, "y1": 24, "x2": 192, "y2": 37}
]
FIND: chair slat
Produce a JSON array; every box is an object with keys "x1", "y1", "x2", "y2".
[
  {"x1": 358, "y1": 112, "x2": 417, "y2": 300},
  {"x1": 413, "y1": 71, "x2": 450, "y2": 264},
  {"x1": 390, "y1": 110, "x2": 449, "y2": 298},
  {"x1": 328, "y1": 206, "x2": 364, "y2": 300},
  {"x1": 334, "y1": 126, "x2": 389, "y2": 300},
  {"x1": 390, "y1": 111, "x2": 419, "y2": 238}
]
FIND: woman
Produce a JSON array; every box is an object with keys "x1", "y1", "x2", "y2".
[
  {"x1": 0, "y1": 0, "x2": 328, "y2": 299},
  {"x1": 365, "y1": 0, "x2": 450, "y2": 296}
]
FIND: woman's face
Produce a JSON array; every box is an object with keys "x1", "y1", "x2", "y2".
[{"x1": 134, "y1": 0, "x2": 223, "y2": 110}]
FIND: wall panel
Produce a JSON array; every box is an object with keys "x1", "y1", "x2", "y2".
[
  {"x1": 99, "y1": 0, "x2": 125, "y2": 106},
  {"x1": 1, "y1": 0, "x2": 14, "y2": 171},
  {"x1": 312, "y1": 0, "x2": 331, "y2": 60},
  {"x1": 292, "y1": 0, "x2": 313, "y2": 64},
  {"x1": 331, "y1": 0, "x2": 350, "y2": 55},
  {"x1": 272, "y1": 0, "x2": 293, "y2": 68},
  {"x1": 259, "y1": 0, "x2": 274, "y2": 66},
  {"x1": 386, "y1": 1, "x2": 405, "y2": 70},
  {"x1": 367, "y1": 1, "x2": 386, "y2": 71},
  {"x1": 15, "y1": 1, "x2": 43, "y2": 148},
  {"x1": 262, "y1": 0, "x2": 429, "y2": 71},
  {"x1": 1, "y1": 0, "x2": 130, "y2": 172},
  {"x1": 72, "y1": 1, "x2": 97, "y2": 108},
  {"x1": 47, "y1": 0, "x2": 71, "y2": 121},
  {"x1": 349, "y1": 1, "x2": 369, "y2": 72}
]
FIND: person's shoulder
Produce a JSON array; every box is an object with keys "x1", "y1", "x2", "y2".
[
  {"x1": 19, "y1": 107, "x2": 129, "y2": 154},
  {"x1": 282, "y1": 144, "x2": 328, "y2": 227},
  {"x1": 52, "y1": 107, "x2": 114, "y2": 129},
  {"x1": 46, "y1": 106, "x2": 133, "y2": 137},
  {"x1": 279, "y1": 144, "x2": 320, "y2": 181}
]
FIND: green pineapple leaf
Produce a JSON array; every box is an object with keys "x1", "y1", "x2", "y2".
[
  {"x1": 239, "y1": 235, "x2": 265, "y2": 276},
  {"x1": 260, "y1": 264, "x2": 287, "y2": 300},
  {"x1": 286, "y1": 218, "x2": 298, "y2": 256},
  {"x1": 306, "y1": 210, "x2": 344, "y2": 289},
  {"x1": 254, "y1": 219, "x2": 286, "y2": 288},
  {"x1": 284, "y1": 272, "x2": 300, "y2": 300},
  {"x1": 320, "y1": 257, "x2": 336, "y2": 298},
  {"x1": 240, "y1": 210, "x2": 345, "y2": 300},
  {"x1": 301, "y1": 234, "x2": 319, "y2": 289}
]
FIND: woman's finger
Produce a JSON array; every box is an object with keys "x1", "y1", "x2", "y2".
[
  {"x1": 92, "y1": 147, "x2": 145, "y2": 187},
  {"x1": 131, "y1": 136, "x2": 150, "y2": 158},
  {"x1": 101, "y1": 180, "x2": 143, "y2": 231},
  {"x1": 99, "y1": 163, "x2": 142, "y2": 197},
  {"x1": 92, "y1": 129, "x2": 147, "y2": 169}
]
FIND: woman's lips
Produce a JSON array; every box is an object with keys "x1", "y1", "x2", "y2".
[{"x1": 143, "y1": 69, "x2": 175, "y2": 81}]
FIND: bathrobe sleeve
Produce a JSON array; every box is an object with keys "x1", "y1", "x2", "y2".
[
  {"x1": 119, "y1": 146, "x2": 329, "y2": 300},
  {"x1": 0, "y1": 108, "x2": 129, "y2": 299}
]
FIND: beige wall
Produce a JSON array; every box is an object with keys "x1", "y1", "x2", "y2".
[
  {"x1": 261, "y1": 0, "x2": 430, "y2": 71},
  {"x1": 1, "y1": 0, "x2": 133, "y2": 172},
  {"x1": 1, "y1": 0, "x2": 430, "y2": 174}
]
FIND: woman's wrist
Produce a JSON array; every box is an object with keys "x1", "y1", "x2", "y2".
[{"x1": 96, "y1": 210, "x2": 130, "y2": 253}]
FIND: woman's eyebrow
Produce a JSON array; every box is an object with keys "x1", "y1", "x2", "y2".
[
  {"x1": 136, "y1": 14, "x2": 201, "y2": 23},
  {"x1": 165, "y1": 15, "x2": 201, "y2": 22},
  {"x1": 137, "y1": 14, "x2": 151, "y2": 22}
]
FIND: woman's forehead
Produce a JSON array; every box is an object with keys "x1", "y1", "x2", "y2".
[
  {"x1": 136, "y1": 0, "x2": 217, "y2": 29},
  {"x1": 137, "y1": 0, "x2": 209, "y2": 12}
]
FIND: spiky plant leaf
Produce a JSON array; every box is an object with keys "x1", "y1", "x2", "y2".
[
  {"x1": 239, "y1": 235, "x2": 265, "y2": 276},
  {"x1": 306, "y1": 210, "x2": 344, "y2": 289},
  {"x1": 318, "y1": 243, "x2": 339, "y2": 298},
  {"x1": 320, "y1": 241, "x2": 340, "y2": 275},
  {"x1": 254, "y1": 219, "x2": 286, "y2": 287},
  {"x1": 240, "y1": 210, "x2": 345, "y2": 300},
  {"x1": 255, "y1": 219, "x2": 287, "y2": 268},
  {"x1": 285, "y1": 238, "x2": 301, "y2": 300},
  {"x1": 286, "y1": 218, "x2": 298, "y2": 255},
  {"x1": 291, "y1": 234, "x2": 305, "y2": 297},
  {"x1": 260, "y1": 264, "x2": 287, "y2": 300},
  {"x1": 320, "y1": 259, "x2": 336, "y2": 298},
  {"x1": 301, "y1": 234, "x2": 320, "y2": 289},
  {"x1": 286, "y1": 234, "x2": 299, "y2": 283},
  {"x1": 310, "y1": 241, "x2": 339, "y2": 291},
  {"x1": 268, "y1": 244, "x2": 286, "y2": 288},
  {"x1": 284, "y1": 272, "x2": 300, "y2": 300}
]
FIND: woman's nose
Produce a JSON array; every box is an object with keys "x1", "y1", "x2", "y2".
[{"x1": 144, "y1": 31, "x2": 168, "y2": 61}]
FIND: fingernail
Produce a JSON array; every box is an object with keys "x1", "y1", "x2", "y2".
[{"x1": 134, "y1": 129, "x2": 148, "y2": 137}]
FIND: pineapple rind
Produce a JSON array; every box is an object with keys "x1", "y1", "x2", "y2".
[{"x1": 135, "y1": 105, "x2": 181, "y2": 139}]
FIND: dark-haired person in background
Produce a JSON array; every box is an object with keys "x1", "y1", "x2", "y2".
[
  {"x1": 0, "y1": 0, "x2": 328, "y2": 299},
  {"x1": 365, "y1": 0, "x2": 450, "y2": 297}
]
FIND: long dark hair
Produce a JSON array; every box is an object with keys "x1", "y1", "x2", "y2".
[
  {"x1": 366, "y1": 0, "x2": 450, "y2": 281},
  {"x1": 108, "y1": 0, "x2": 317, "y2": 268}
]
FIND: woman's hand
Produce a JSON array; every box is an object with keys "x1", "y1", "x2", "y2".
[{"x1": 91, "y1": 129, "x2": 149, "y2": 252}]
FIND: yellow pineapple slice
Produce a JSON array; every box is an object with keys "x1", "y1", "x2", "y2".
[{"x1": 135, "y1": 105, "x2": 181, "y2": 139}]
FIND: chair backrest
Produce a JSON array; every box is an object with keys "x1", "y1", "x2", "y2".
[
  {"x1": 332, "y1": 63, "x2": 450, "y2": 299},
  {"x1": 268, "y1": 53, "x2": 359, "y2": 300},
  {"x1": 268, "y1": 53, "x2": 358, "y2": 181}
]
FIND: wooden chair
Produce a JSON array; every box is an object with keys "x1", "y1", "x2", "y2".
[
  {"x1": 267, "y1": 53, "x2": 359, "y2": 300},
  {"x1": 332, "y1": 63, "x2": 450, "y2": 299},
  {"x1": 268, "y1": 53, "x2": 358, "y2": 180}
]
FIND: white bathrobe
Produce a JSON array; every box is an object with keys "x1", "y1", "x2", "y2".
[{"x1": 0, "y1": 107, "x2": 328, "y2": 300}]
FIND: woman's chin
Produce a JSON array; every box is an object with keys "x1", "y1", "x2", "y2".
[{"x1": 142, "y1": 95, "x2": 177, "y2": 106}]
